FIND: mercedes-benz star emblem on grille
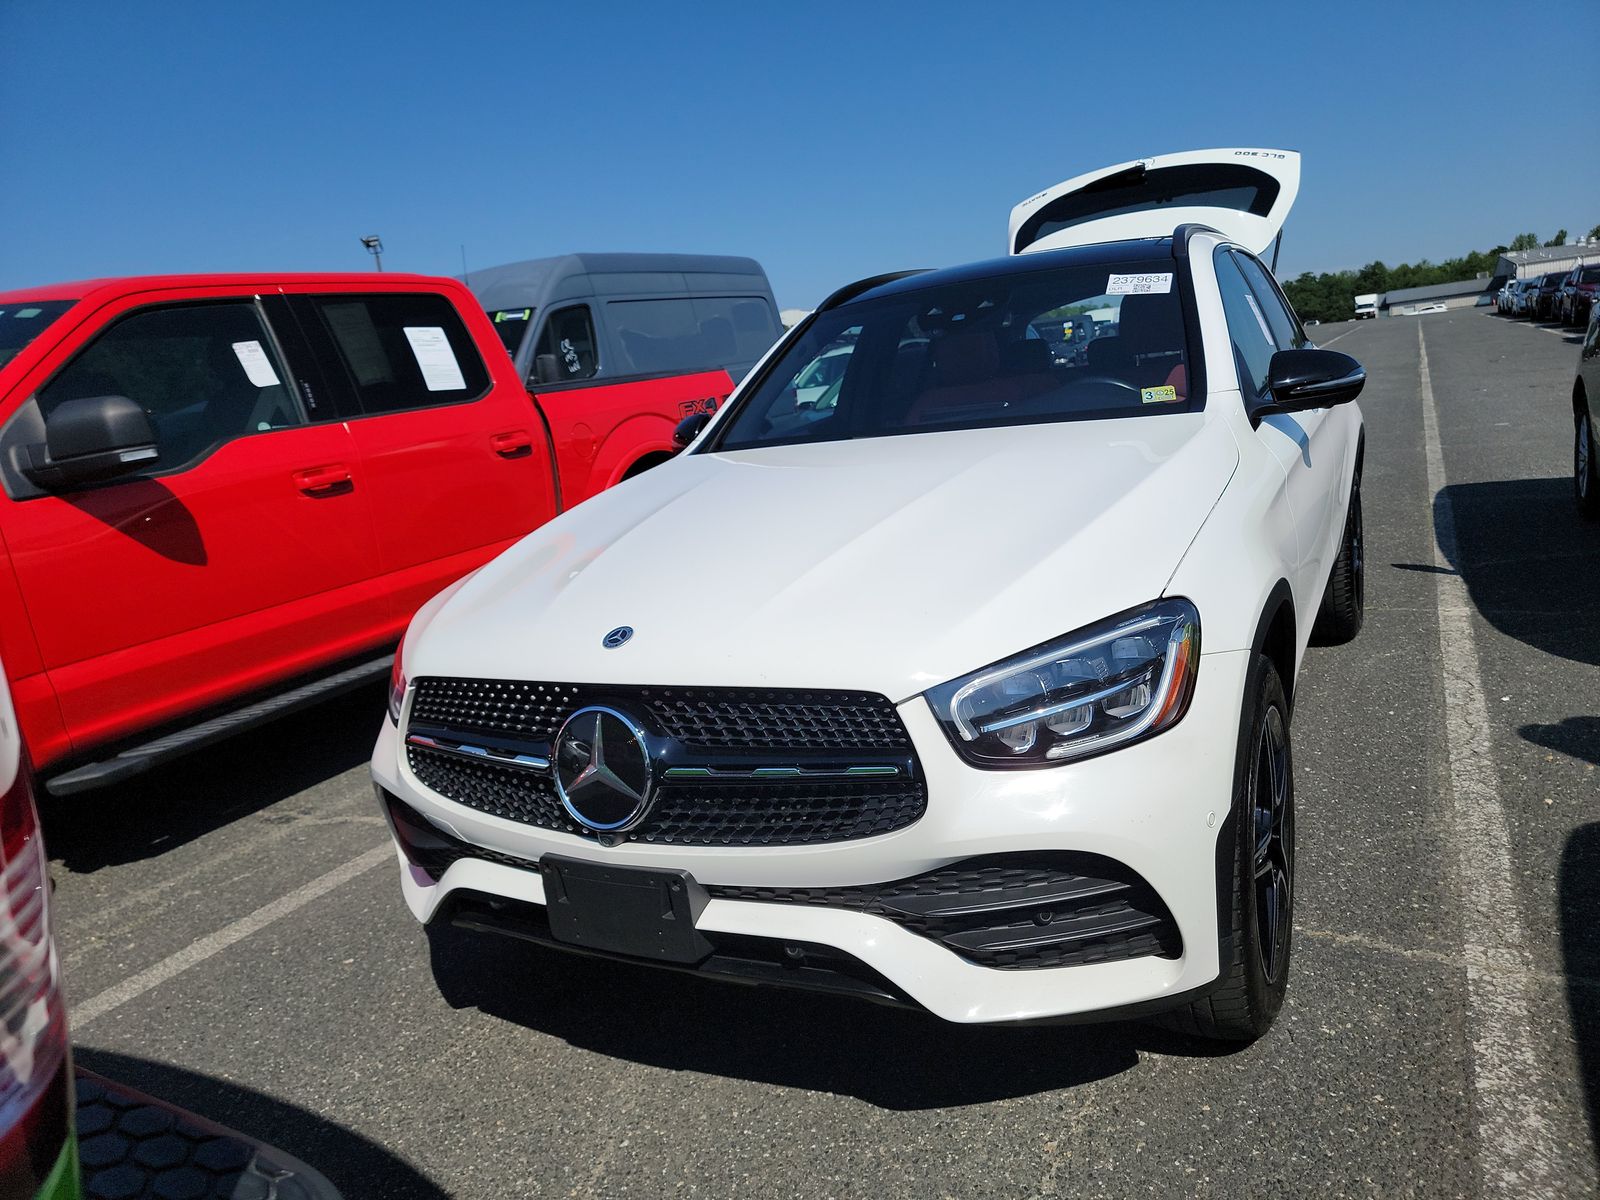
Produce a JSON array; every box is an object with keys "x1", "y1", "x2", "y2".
[
  {"x1": 553, "y1": 706, "x2": 655, "y2": 831},
  {"x1": 602, "y1": 626, "x2": 633, "y2": 649}
]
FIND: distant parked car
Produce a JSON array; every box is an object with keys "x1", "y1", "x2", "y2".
[
  {"x1": 1495, "y1": 281, "x2": 1516, "y2": 313},
  {"x1": 1575, "y1": 303, "x2": 1600, "y2": 519},
  {"x1": 1532, "y1": 272, "x2": 1566, "y2": 321},
  {"x1": 1504, "y1": 279, "x2": 1531, "y2": 315},
  {"x1": 1560, "y1": 264, "x2": 1600, "y2": 327}
]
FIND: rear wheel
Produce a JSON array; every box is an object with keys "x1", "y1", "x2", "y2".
[
  {"x1": 1312, "y1": 474, "x2": 1365, "y2": 643},
  {"x1": 1158, "y1": 654, "x2": 1294, "y2": 1042},
  {"x1": 1577, "y1": 403, "x2": 1600, "y2": 521}
]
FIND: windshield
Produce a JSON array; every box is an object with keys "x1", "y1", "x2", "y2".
[
  {"x1": 0, "y1": 300, "x2": 75, "y2": 370},
  {"x1": 486, "y1": 307, "x2": 535, "y2": 356},
  {"x1": 716, "y1": 259, "x2": 1193, "y2": 452}
]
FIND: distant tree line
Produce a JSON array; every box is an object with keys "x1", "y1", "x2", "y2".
[{"x1": 1281, "y1": 223, "x2": 1600, "y2": 323}]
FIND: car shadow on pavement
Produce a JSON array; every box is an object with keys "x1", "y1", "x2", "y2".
[
  {"x1": 1521, "y1": 716, "x2": 1600, "y2": 767},
  {"x1": 40, "y1": 683, "x2": 386, "y2": 874},
  {"x1": 73, "y1": 1047, "x2": 447, "y2": 1199},
  {"x1": 1559, "y1": 823, "x2": 1600, "y2": 1161},
  {"x1": 427, "y1": 926, "x2": 1239, "y2": 1110},
  {"x1": 1435, "y1": 477, "x2": 1600, "y2": 668}
]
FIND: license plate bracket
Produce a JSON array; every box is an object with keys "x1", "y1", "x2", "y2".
[{"x1": 540, "y1": 855, "x2": 713, "y2": 964}]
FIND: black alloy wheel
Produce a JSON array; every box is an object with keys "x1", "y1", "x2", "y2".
[
  {"x1": 1578, "y1": 406, "x2": 1600, "y2": 521},
  {"x1": 1252, "y1": 704, "x2": 1294, "y2": 985}
]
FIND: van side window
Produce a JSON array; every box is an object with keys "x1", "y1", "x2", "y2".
[
  {"x1": 608, "y1": 297, "x2": 779, "y2": 377},
  {"x1": 532, "y1": 305, "x2": 599, "y2": 381},
  {"x1": 307, "y1": 293, "x2": 490, "y2": 415},
  {"x1": 37, "y1": 301, "x2": 301, "y2": 471}
]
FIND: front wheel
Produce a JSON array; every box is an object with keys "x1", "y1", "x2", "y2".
[
  {"x1": 1577, "y1": 405, "x2": 1600, "y2": 521},
  {"x1": 1158, "y1": 654, "x2": 1294, "y2": 1042},
  {"x1": 1311, "y1": 475, "x2": 1365, "y2": 643}
]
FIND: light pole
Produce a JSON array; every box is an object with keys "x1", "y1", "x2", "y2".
[{"x1": 360, "y1": 235, "x2": 384, "y2": 272}]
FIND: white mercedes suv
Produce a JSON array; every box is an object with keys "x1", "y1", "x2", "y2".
[{"x1": 373, "y1": 148, "x2": 1366, "y2": 1041}]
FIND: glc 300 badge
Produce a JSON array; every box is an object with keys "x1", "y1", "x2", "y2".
[
  {"x1": 602, "y1": 625, "x2": 633, "y2": 649},
  {"x1": 553, "y1": 706, "x2": 655, "y2": 831}
]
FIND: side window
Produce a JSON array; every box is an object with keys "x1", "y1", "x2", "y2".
[
  {"x1": 605, "y1": 299, "x2": 700, "y2": 376},
  {"x1": 1232, "y1": 252, "x2": 1302, "y2": 348},
  {"x1": 306, "y1": 293, "x2": 490, "y2": 415},
  {"x1": 37, "y1": 301, "x2": 300, "y2": 471},
  {"x1": 1213, "y1": 250, "x2": 1277, "y2": 400},
  {"x1": 691, "y1": 297, "x2": 781, "y2": 366},
  {"x1": 532, "y1": 305, "x2": 599, "y2": 382}
]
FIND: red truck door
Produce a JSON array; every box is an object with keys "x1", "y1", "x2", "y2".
[
  {"x1": 0, "y1": 288, "x2": 384, "y2": 763},
  {"x1": 274, "y1": 286, "x2": 559, "y2": 623}
]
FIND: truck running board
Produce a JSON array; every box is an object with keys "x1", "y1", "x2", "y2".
[{"x1": 44, "y1": 653, "x2": 393, "y2": 797}]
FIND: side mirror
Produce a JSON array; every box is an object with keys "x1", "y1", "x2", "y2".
[
  {"x1": 532, "y1": 353, "x2": 563, "y2": 386},
  {"x1": 1257, "y1": 349, "x2": 1366, "y2": 419},
  {"x1": 21, "y1": 395, "x2": 158, "y2": 490},
  {"x1": 672, "y1": 412, "x2": 712, "y2": 450}
]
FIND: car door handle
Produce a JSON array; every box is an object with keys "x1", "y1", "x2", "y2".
[
  {"x1": 294, "y1": 465, "x2": 353, "y2": 495},
  {"x1": 490, "y1": 431, "x2": 534, "y2": 458}
]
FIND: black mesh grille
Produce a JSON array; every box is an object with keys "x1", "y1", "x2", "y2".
[
  {"x1": 709, "y1": 855, "x2": 1181, "y2": 971},
  {"x1": 409, "y1": 678, "x2": 912, "y2": 753},
  {"x1": 406, "y1": 677, "x2": 925, "y2": 846}
]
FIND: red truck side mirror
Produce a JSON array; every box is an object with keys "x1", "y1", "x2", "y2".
[{"x1": 21, "y1": 395, "x2": 158, "y2": 490}]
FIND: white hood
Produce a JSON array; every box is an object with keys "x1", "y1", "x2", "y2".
[{"x1": 410, "y1": 417, "x2": 1239, "y2": 703}]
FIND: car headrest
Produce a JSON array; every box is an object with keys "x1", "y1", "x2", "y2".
[
  {"x1": 931, "y1": 330, "x2": 1000, "y2": 387},
  {"x1": 1116, "y1": 295, "x2": 1185, "y2": 360},
  {"x1": 1001, "y1": 338, "x2": 1052, "y2": 375}
]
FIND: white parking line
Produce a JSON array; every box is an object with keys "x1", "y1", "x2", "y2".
[
  {"x1": 1317, "y1": 326, "x2": 1362, "y2": 346},
  {"x1": 70, "y1": 843, "x2": 393, "y2": 1030},
  {"x1": 1417, "y1": 324, "x2": 1565, "y2": 1197}
]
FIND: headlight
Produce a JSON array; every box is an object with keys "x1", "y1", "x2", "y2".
[
  {"x1": 387, "y1": 626, "x2": 412, "y2": 724},
  {"x1": 925, "y1": 599, "x2": 1200, "y2": 768}
]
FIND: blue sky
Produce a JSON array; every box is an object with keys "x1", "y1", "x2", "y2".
[{"x1": 3, "y1": 1, "x2": 1595, "y2": 308}]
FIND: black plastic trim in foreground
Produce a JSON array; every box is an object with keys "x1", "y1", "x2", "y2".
[{"x1": 76, "y1": 1069, "x2": 342, "y2": 1200}]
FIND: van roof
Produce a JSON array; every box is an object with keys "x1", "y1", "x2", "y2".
[{"x1": 467, "y1": 252, "x2": 771, "y2": 313}]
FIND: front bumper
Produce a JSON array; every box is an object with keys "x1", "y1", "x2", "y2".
[{"x1": 370, "y1": 650, "x2": 1251, "y2": 1024}]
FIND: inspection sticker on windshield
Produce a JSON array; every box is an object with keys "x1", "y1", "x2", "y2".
[
  {"x1": 403, "y1": 326, "x2": 467, "y2": 391},
  {"x1": 1141, "y1": 385, "x2": 1179, "y2": 404},
  {"x1": 231, "y1": 340, "x2": 281, "y2": 388},
  {"x1": 1106, "y1": 272, "x2": 1173, "y2": 295}
]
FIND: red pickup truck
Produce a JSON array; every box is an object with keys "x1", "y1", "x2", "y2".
[{"x1": 0, "y1": 270, "x2": 769, "y2": 794}]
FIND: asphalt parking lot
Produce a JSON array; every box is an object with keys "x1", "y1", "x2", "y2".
[{"x1": 46, "y1": 309, "x2": 1598, "y2": 1199}]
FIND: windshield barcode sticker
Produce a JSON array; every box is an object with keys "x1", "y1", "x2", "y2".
[{"x1": 1107, "y1": 273, "x2": 1173, "y2": 295}]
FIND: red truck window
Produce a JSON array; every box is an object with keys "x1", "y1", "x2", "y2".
[
  {"x1": 36, "y1": 301, "x2": 301, "y2": 471},
  {"x1": 302, "y1": 293, "x2": 491, "y2": 416}
]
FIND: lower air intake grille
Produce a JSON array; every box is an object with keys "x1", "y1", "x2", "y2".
[{"x1": 709, "y1": 854, "x2": 1182, "y2": 970}]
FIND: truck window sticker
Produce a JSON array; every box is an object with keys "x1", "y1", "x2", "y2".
[
  {"x1": 403, "y1": 326, "x2": 467, "y2": 392},
  {"x1": 231, "y1": 340, "x2": 281, "y2": 389}
]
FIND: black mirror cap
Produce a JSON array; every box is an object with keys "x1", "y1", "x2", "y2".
[
  {"x1": 673, "y1": 412, "x2": 712, "y2": 450},
  {"x1": 22, "y1": 395, "x2": 158, "y2": 490},
  {"x1": 532, "y1": 353, "x2": 563, "y2": 386},
  {"x1": 1259, "y1": 348, "x2": 1366, "y2": 418}
]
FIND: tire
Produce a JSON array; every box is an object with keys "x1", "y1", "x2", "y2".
[
  {"x1": 1577, "y1": 402, "x2": 1600, "y2": 522},
  {"x1": 1158, "y1": 654, "x2": 1294, "y2": 1042},
  {"x1": 1311, "y1": 474, "x2": 1365, "y2": 644}
]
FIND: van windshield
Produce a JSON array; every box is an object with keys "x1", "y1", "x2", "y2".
[
  {"x1": 0, "y1": 300, "x2": 75, "y2": 370},
  {"x1": 715, "y1": 259, "x2": 1195, "y2": 452},
  {"x1": 486, "y1": 308, "x2": 535, "y2": 356}
]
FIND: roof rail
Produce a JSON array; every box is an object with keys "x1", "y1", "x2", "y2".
[{"x1": 817, "y1": 270, "x2": 931, "y2": 312}]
